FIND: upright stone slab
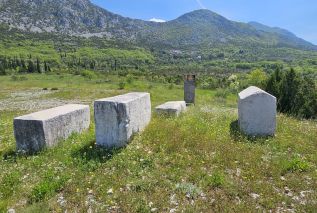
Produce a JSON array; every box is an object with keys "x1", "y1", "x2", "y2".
[
  {"x1": 184, "y1": 75, "x2": 196, "y2": 105},
  {"x1": 14, "y1": 104, "x2": 90, "y2": 153},
  {"x1": 94, "y1": 92, "x2": 151, "y2": 148},
  {"x1": 155, "y1": 101, "x2": 186, "y2": 117},
  {"x1": 238, "y1": 86, "x2": 276, "y2": 136}
]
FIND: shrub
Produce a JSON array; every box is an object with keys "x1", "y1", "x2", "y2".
[
  {"x1": 247, "y1": 68, "x2": 267, "y2": 89},
  {"x1": 199, "y1": 77, "x2": 217, "y2": 90},
  {"x1": 215, "y1": 89, "x2": 229, "y2": 99},
  {"x1": 287, "y1": 157, "x2": 310, "y2": 172},
  {"x1": 118, "y1": 81, "x2": 126, "y2": 90},
  {"x1": 281, "y1": 157, "x2": 310, "y2": 174},
  {"x1": 126, "y1": 74, "x2": 134, "y2": 84},
  {"x1": 20, "y1": 76, "x2": 28, "y2": 81},
  {"x1": 205, "y1": 171, "x2": 225, "y2": 188},
  {"x1": 81, "y1": 70, "x2": 97, "y2": 80},
  {"x1": 147, "y1": 84, "x2": 153, "y2": 89},
  {"x1": 11, "y1": 75, "x2": 18, "y2": 81},
  {"x1": 168, "y1": 83, "x2": 174, "y2": 90}
]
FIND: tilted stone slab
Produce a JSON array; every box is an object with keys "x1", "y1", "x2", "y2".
[
  {"x1": 155, "y1": 101, "x2": 187, "y2": 116},
  {"x1": 238, "y1": 86, "x2": 276, "y2": 136},
  {"x1": 14, "y1": 104, "x2": 90, "y2": 153},
  {"x1": 94, "y1": 92, "x2": 151, "y2": 148}
]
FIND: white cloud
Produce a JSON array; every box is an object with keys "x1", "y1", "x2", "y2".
[
  {"x1": 149, "y1": 18, "x2": 166, "y2": 23},
  {"x1": 196, "y1": 0, "x2": 207, "y2": 9}
]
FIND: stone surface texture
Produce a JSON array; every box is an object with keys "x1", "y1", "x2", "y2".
[
  {"x1": 184, "y1": 75, "x2": 196, "y2": 105},
  {"x1": 238, "y1": 86, "x2": 276, "y2": 136},
  {"x1": 94, "y1": 92, "x2": 151, "y2": 148},
  {"x1": 155, "y1": 101, "x2": 187, "y2": 116},
  {"x1": 14, "y1": 104, "x2": 90, "y2": 153}
]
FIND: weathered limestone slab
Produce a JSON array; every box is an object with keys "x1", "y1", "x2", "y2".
[
  {"x1": 14, "y1": 104, "x2": 90, "y2": 153},
  {"x1": 155, "y1": 101, "x2": 187, "y2": 116},
  {"x1": 94, "y1": 92, "x2": 151, "y2": 148},
  {"x1": 238, "y1": 86, "x2": 276, "y2": 136},
  {"x1": 184, "y1": 75, "x2": 196, "y2": 105}
]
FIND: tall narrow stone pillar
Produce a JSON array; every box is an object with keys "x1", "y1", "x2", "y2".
[{"x1": 184, "y1": 74, "x2": 196, "y2": 105}]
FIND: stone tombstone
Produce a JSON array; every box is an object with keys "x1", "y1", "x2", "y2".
[
  {"x1": 14, "y1": 104, "x2": 90, "y2": 153},
  {"x1": 184, "y1": 74, "x2": 196, "y2": 105},
  {"x1": 238, "y1": 86, "x2": 277, "y2": 136},
  {"x1": 94, "y1": 92, "x2": 151, "y2": 148},
  {"x1": 155, "y1": 101, "x2": 187, "y2": 117}
]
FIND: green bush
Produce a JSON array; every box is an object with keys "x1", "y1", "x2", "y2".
[
  {"x1": 281, "y1": 157, "x2": 310, "y2": 174},
  {"x1": 11, "y1": 75, "x2": 18, "y2": 81},
  {"x1": 81, "y1": 70, "x2": 97, "y2": 80},
  {"x1": 247, "y1": 68, "x2": 267, "y2": 89},
  {"x1": 118, "y1": 81, "x2": 126, "y2": 90},
  {"x1": 168, "y1": 83, "x2": 174, "y2": 90},
  {"x1": 287, "y1": 157, "x2": 310, "y2": 172},
  {"x1": 205, "y1": 171, "x2": 225, "y2": 188},
  {"x1": 126, "y1": 74, "x2": 134, "y2": 84},
  {"x1": 147, "y1": 84, "x2": 154, "y2": 89},
  {"x1": 215, "y1": 89, "x2": 229, "y2": 99},
  {"x1": 199, "y1": 77, "x2": 217, "y2": 90}
]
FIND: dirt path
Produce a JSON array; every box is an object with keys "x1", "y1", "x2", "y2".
[{"x1": 0, "y1": 89, "x2": 87, "y2": 112}]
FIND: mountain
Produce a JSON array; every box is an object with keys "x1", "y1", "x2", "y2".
[
  {"x1": 248, "y1": 21, "x2": 314, "y2": 50},
  {"x1": 0, "y1": 0, "x2": 151, "y2": 39},
  {"x1": 0, "y1": 0, "x2": 316, "y2": 51}
]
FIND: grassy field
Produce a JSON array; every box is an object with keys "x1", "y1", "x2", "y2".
[{"x1": 0, "y1": 73, "x2": 316, "y2": 212}]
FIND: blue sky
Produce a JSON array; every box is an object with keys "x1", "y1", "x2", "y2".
[{"x1": 91, "y1": 0, "x2": 317, "y2": 44}]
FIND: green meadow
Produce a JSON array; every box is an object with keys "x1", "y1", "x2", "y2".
[{"x1": 0, "y1": 73, "x2": 316, "y2": 212}]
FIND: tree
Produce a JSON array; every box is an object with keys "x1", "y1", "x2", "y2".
[
  {"x1": 266, "y1": 67, "x2": 283, "y2": 107},
  {"x1": 20, "y1": 59, "x2": 27, "y2": 72},
  {"x1": 279, "y1": 68, "x2": 300, "y2": 113},
  {"x1": 27, "y1": 60, "x2": 35, "y2": 73},
  {"x1": 36, "y1": 58, "x2": 41, "y2": 73},
  {"x1": 293, "y1": 77, "x2": 317, "y2": 119},
  {"x1": 265, "y1": 68, "x2": 317, "y2": 119},
  {"x1": 44, "y1": 61, "x2": 48, "y2": 72},
  {"x1": 247, "y1": 68, "x2": 267, "y2": 89},
  {"x1": 114, "y1": 59, "x2": 118, "y2": 71},
  {"x1": 0, "y1": 63, "x2": 6, "y2": 75}
]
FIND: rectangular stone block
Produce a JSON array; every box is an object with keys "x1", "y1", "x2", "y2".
[
  {"x1": 184, "y1": 75, "x2": 196, "y2": 105},
  {"x1": 238, "y1": 86, "x2": 276, "y2": 136},
  {"x1": 155, "y1": 101, "x2": 187, "y2": 116},
  {"x1": 94, "y1": 92, "x2": 151, "y2": 148},
  {"x1": 14, "y1": 104, "x2": 90, "y2": 153}
]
